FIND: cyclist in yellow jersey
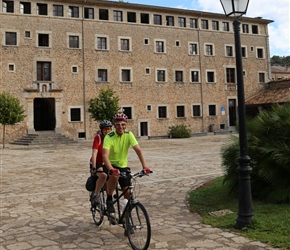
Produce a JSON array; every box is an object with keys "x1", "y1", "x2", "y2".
[{"x1": 103, "y1": 113, "x2": 150, "y2": 214}]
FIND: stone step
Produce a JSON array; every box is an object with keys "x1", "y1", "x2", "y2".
[{"x1": 10, "y1": 132, "x2": 77, "y2": 146}]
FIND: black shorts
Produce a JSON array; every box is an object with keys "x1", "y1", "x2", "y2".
[{"x1": 113, "y1": 166, "x2": 131, "y2": 188}]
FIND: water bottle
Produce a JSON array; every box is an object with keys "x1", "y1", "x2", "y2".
[{"x1": 120, "y1": 198, "x2": 128, "y2": 212}]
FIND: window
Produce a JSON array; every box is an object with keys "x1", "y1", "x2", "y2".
[
  {"x1": 141, "y1": 13, "x2": 149, "y2": 24},
  {"x1": 122, "y1": 107, "x2": 132, "y2": 119},
  {"x1": 69, "y1": 6, "x2": 79, "y2": 18},
  {"x1": 113, "y1": 10, "x2": 122, "y2": 21},
  {"x1": 70, "y1": 108, "x2": 81, "y2": 122},
  {"x1": 25, "y1": 31, "x2": 31, "y2": 38},
  {"x1": 53, "y1": 5, "x2": 63, "y2": 17},
  {"x1": 178, "y1": 17, "x2": 186, "y2": 27},
  {"x1": 208, "y1": 105, "x2": 217, "y2": 116},
  {"x1": 154, "y1": 14, "x2": 162, "y2": 25},
  {"x1": 201, "y1": 20, "x2": 208, "y2": 29},
  {"x1": 147, "y1": 105, "x2": 152, "y2": 111},
  {"x1": 20, "y1": 2, "x2": 31, "y2": 14},
  {"x1": 158, "y1": 106, "x2": 167, "y2": 118},
  {"x1": 176, "y1": 105, "x2": 185, "y2": 118},
  {"x1": 242, "y1": 46, "x2": 247, "y2": 57},
  {"x1": 8, "y1": 63, "x2": 15, "y2": 72},
  {"x1": 145, "y1": 68, "x2": 150, "y2": 75},
  {"x1": 175, "y1": 70, "x2": 183, "y2": 82},
  {"x1": 166, "y1": 16, "x2": 174, "y2": 26},
  {"x1": 212, "y1": 21, "x2": 219, "y2": 30},
  {"x1": 69, "y1": 36, "x2": 79, "y2": 48},
  {"x1": 155, "y1": 40, "x2": 165, "y2": 53},
  {"x1": 206, "y1": 71, "x2": 215, "y2": 83},
  {"x1": 96, "y1": 36, "x2": 108, "y2": 50},
  {"x1": 3, "y1": 1, "x2": 14, "y2": 13},
  {"x1": 222, "y1": 22, "x2": 229, "y2": 31},
  {"x1": 226, "y1": 45, "x2": 234, "y2": 57},
  {"x1": 121, "y1": 69, "x2": 131, "y2": 82},
  {"x1": 252, "y1": 25, "x2": 259, "y2": 34},
  {"x1": 72, "y1": 66, "x2": 78, "y2": 73},
  {"x1": 226, "y1": 68, "x2": 236, "y2": 83},
  {"x1": 205, "y1": 44, "x2": 214, "y2": 56},
  {"x1": 37, "y1": 3, "x2": 47, "y2": 15},
  {"x1": 98, "y1": 69, "x2": 108, "y2": 82},
  {"x1": 5, "y1": 32, "x2": 17, "y2": 46},
  {"x1": 38, "y1": 34, "x2": 49, "y2": 47},
  {"x1": 189, "y1": 43, "x2": 198, "y2": 55},
  {"x1": 190, "y1": 18, "x2": 198, "y2": 28},
  {"x1": 127, "y1": 12, "x2": 136, "y2": 22},
  {"x1": 257, "y1": 48, "x2": 264, "y2": 58},
  {"x1": 144, "y1": 38, "x2": 149, "y2": 45},
  {"x1": 190, "y1": 70, "x2": 200, "y2": 83},
  {"x1": 175, "y1": 41, "x2": 180, "y2": 47},
  {"x1": 259, "y1": 72, "x2": 265, "y2": 83},
  {"x1": 192, "y1": 105, "x2": 201, "y2": 117},
  {"x1": 242, "y1": 24, "x2": 249, "y2": 33},
  {"x1": 120, "y1": 38, "x2": 130, "y2": 51},
  {"x1": 99, "y1": 9, "x2": 108, "y2": 20},
  {"x1": 37, "y1": 62, "x2": 51, "y2": 81},
  {"x1": 156, "y1": 69, "x2": 166, "y2": 82},
  {"x1": 84, "y1": 8, "x2": 94, "y2": 19}
]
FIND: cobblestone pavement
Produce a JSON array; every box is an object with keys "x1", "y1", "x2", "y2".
[{"x1": 0, "y1": 134, "x2": 278, "y2": 250}]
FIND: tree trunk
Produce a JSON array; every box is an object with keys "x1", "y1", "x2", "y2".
[{"x1": 2, "y1": 124, "x2": 5, "y2": 148}]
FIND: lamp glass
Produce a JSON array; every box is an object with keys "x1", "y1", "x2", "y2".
[{"x1": 220, "y1": 0, "x2": 249, "y2": 17}]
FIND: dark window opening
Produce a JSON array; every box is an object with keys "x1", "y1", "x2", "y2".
[
  {"x1": 127, "y1": 12, "x2": 136, "y2": 22},
  {"x1": 20, "y1": 2, "x2": 31, "y2": 14},
  {"x1": 99, "y1": 9, "x2": 109, "y2": 20},
  {"x1": 141, "y1": 13, "x2": 149, "y2": 24},
  {"x1": 123, "y1": 107, "x2": 132, "y2": 119},
  {"x1": 37, "y1": 62, "x2": 51, "y2": 81},
  {"x1": 37, "y1": 3, "x2": 47, "y2": 15},
  {"x1": 71, "y1": 108, "x2": 81, "y2": 122},
  {"x1": 176, "y1": 106, "x2": 185, "y2": 118},
  {"x1": 38, "y1": 34, "x2": 49, "y2": 47},
  {"x1": 84, "y1": 8, "x2": 94, "y2": 19},
  {"x1": 158, "y1": 106, "x2": 167, "y2": 118}
]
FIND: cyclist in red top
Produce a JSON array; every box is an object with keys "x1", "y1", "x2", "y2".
[{"x1": 90, "y1": 120, "x2": 112, "y2": 206}]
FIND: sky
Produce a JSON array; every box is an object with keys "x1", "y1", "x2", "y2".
[{"x1": 127, "y1": 0, "x2": 290, "y2": 57}]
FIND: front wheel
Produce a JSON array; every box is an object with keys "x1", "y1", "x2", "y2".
[
  {"x1": 91, "y1": 193, "x2": 104, "y2": 226},
  {"x1": 126, "y1": 202, "x2": 151, "y2": 250}
]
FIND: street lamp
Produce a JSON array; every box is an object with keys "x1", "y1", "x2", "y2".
[{"x1": 220, "y1": 0, "x2": 253, "y2": 229}]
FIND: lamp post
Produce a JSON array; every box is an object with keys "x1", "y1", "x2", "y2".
[{"x1": 220, "y1": 0, "x2": 253, "y2": 229}]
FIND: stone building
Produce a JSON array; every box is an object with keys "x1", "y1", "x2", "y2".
[{"x1": 0, "y1": 0, "x2": 273, "y2": 142}]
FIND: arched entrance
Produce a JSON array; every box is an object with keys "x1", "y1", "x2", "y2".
[{"x1": 34, "y1": 98, "x2": 55, "y2": 131}]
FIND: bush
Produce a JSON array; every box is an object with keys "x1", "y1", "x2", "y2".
[
  {"x1": 168, "y1": 124, "x2": 191, "y2": 138},
  {"x1": 222, "y1": 103, "x2": 290, "y2": 203}
]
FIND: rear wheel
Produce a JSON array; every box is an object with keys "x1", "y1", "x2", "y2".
[{"x1": 126, "y1": 202, "x2": 151, "y2": 250}]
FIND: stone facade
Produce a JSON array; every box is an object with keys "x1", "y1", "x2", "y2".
[{"x1": 0, "y1": 0, "x2": 273, "y2": 142}]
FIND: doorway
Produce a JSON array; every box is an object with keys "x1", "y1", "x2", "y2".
[
  {"x1": 34, "y1": 98, "x2": 55, "y2": 131},
  {"x1": 140, "y1": 122, "x2": 148, "y2": 136},
  {"x1": 228, "y1": 99, "x2": 237, "y2": 127}
]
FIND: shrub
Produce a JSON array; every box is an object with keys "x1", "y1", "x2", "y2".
[
  {"x1": 168, "y1": 124, "x2": 191, "y2": 138},
  {"x1": 222, "y1": 103, "x2": 290, "y2": 203}
]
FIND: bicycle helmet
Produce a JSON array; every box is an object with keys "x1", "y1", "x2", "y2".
[
  {"x1": 99, "y1": 120, "x2": 113, "y2": 129},
  {"x1": 113, "y1": 113, "x2": 128, "y2": 123}
]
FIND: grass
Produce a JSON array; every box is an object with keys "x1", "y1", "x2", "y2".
[{"x1": 188, "y1": 177, "x2": 290, "y2": 249}]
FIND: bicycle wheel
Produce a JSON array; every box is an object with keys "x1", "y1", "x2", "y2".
[
  {"x1": 126, "y1": 202, "x2": 151, "y2": 250},
  {"x1": 91, "y1": 192, "x2": 105, "y2": 226}
]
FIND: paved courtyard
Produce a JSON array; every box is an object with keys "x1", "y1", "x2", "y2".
[{"x1": 0, "y1": 134, "x2": 277, "y2": 249}]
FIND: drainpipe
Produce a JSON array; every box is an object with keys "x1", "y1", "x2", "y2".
[
  {"x1": 82, "y1": 0, "x2": 87, "y2": 139},
  {"x1": 197, "y1": 15, "x2": 205, "y2": 132}
]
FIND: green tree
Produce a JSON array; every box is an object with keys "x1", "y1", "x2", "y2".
[
  {"x1": 222, "y1": 103, "x2": 290, "y2": 203},
  {"x1": 88, "y1": 87, "x2": 120, "y2": 122},
  {"x1": 0, "y1": 92, "x2": 26, "y2": 148}
]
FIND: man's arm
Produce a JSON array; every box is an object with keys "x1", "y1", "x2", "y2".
[
  {"x1": 133, "y1": 144, "x2": 148, "y2": 169},
  {"x1": 91, "y1": 148, "x2": 98, "y2": 170},
  {"x1": 102, "y1": 148, "x2": 113, "y2": 171}
]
